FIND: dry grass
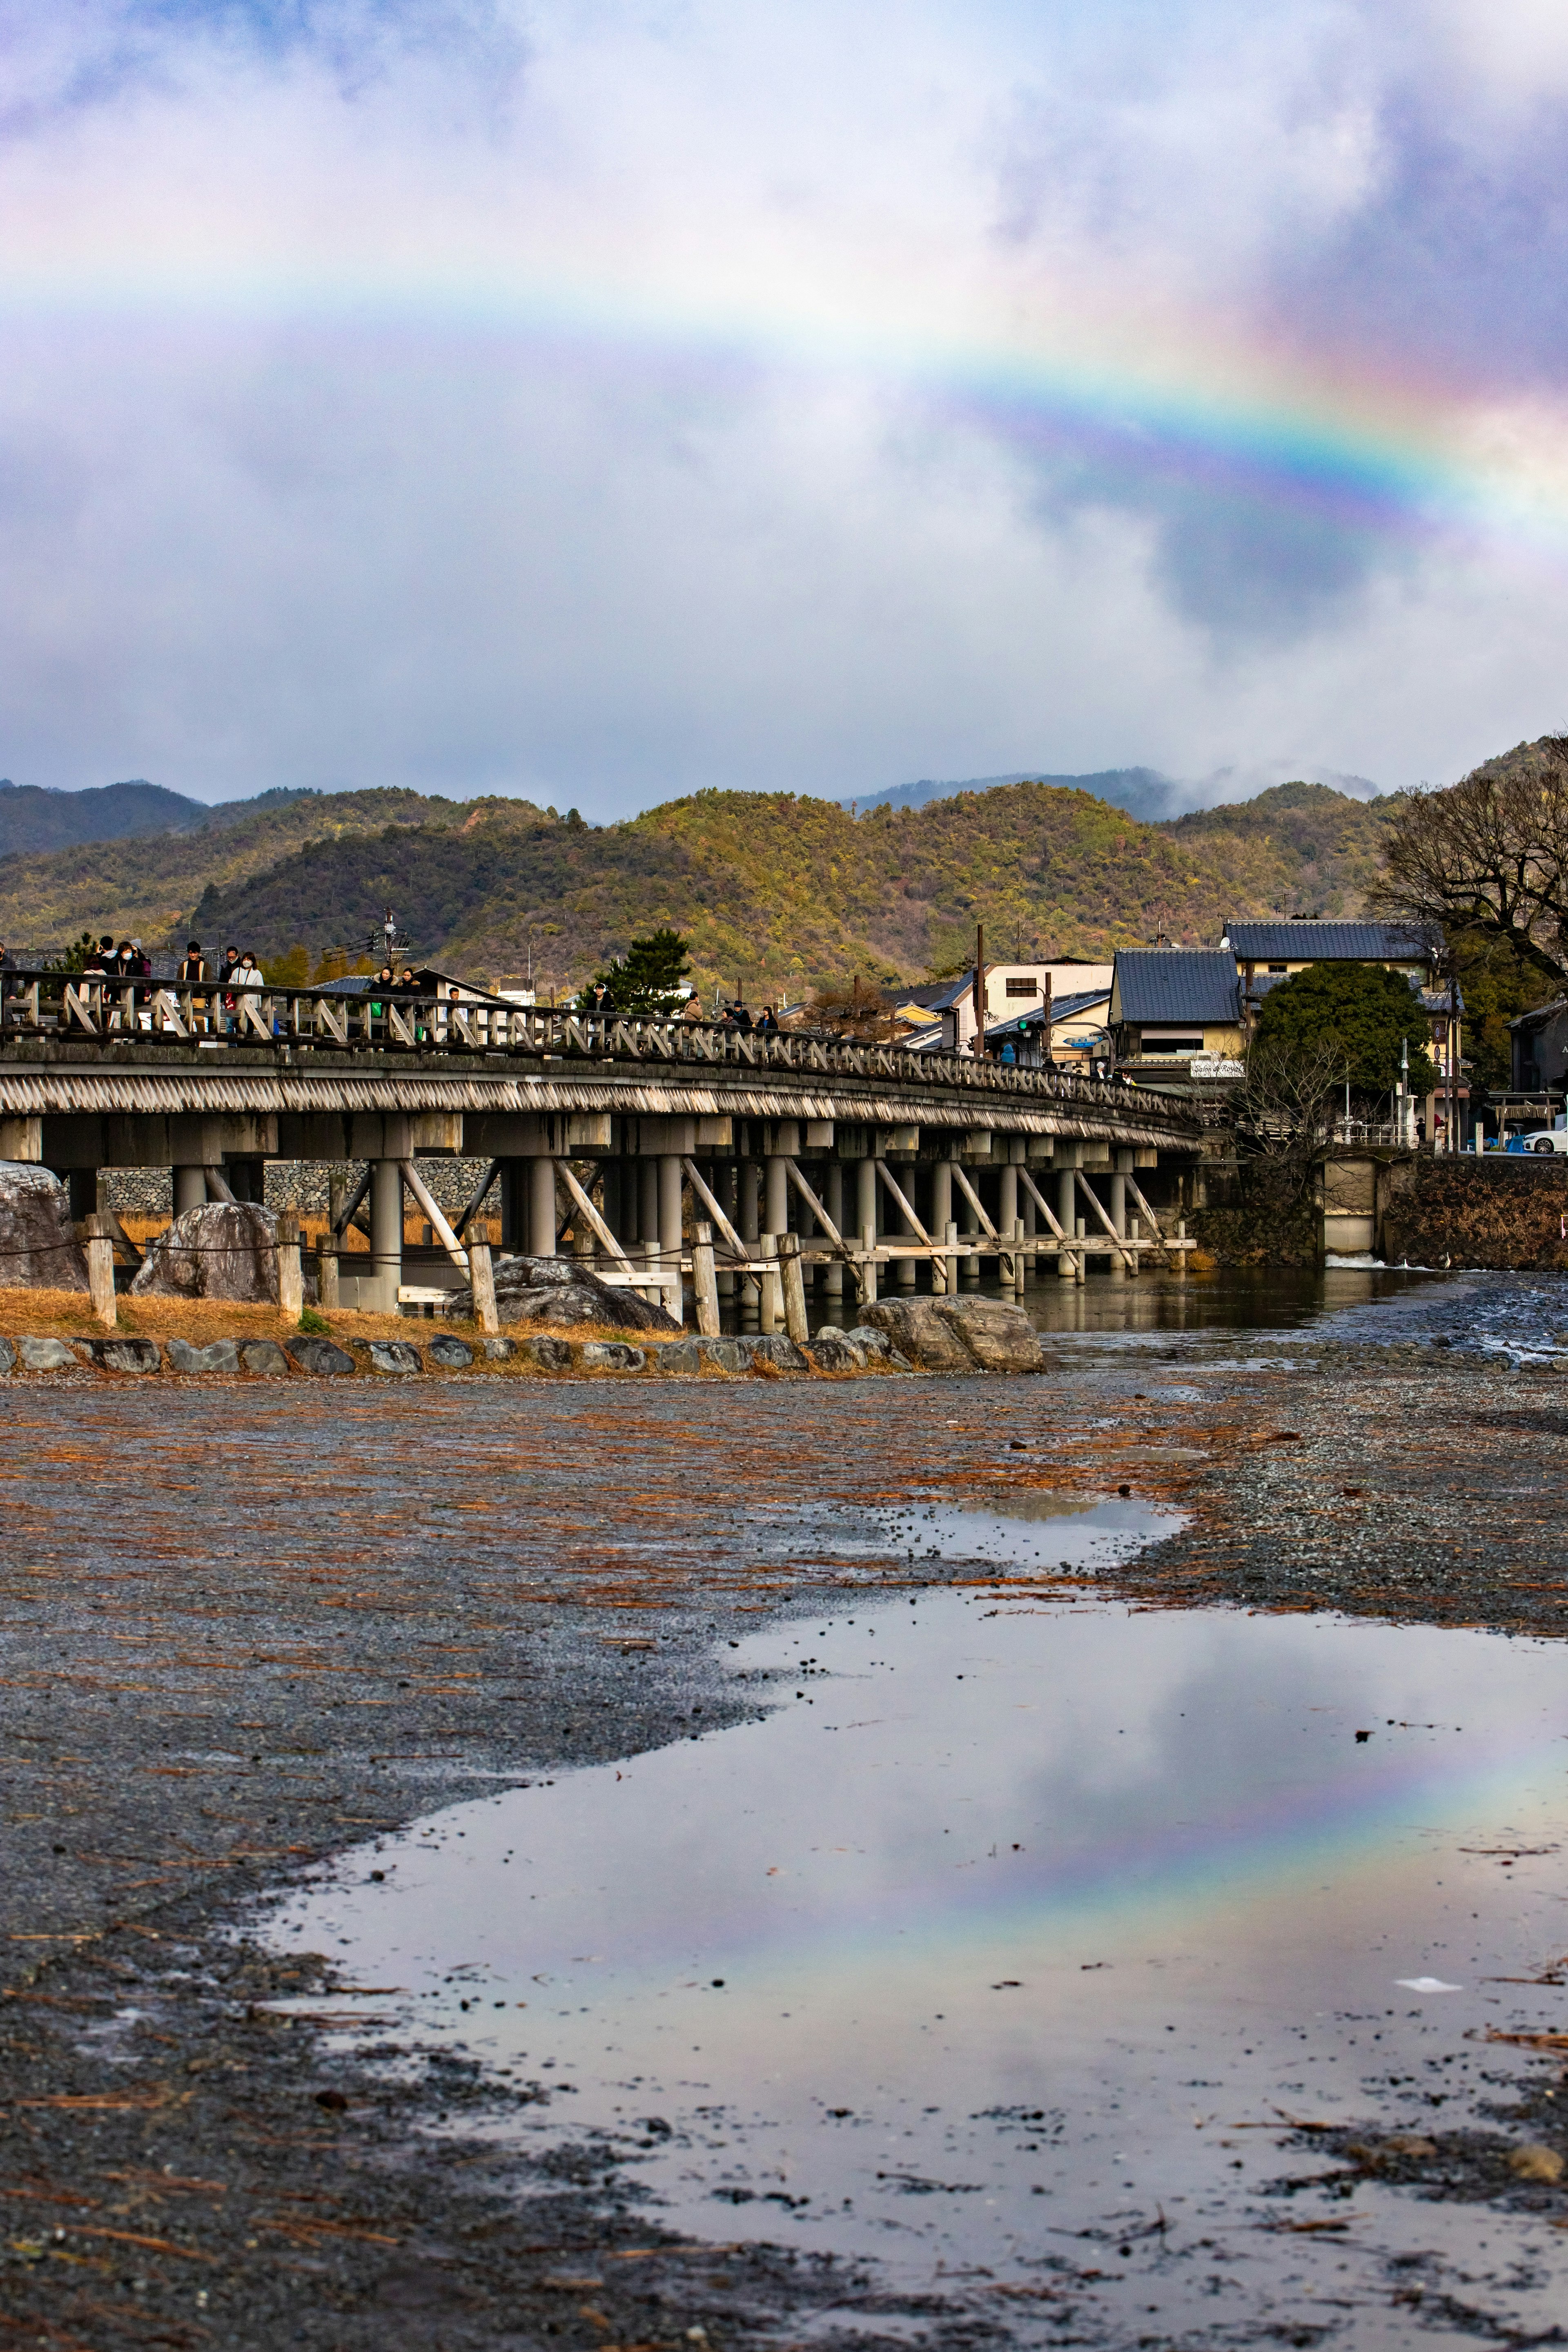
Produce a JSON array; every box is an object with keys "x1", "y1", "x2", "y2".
[{"x1": 0, "y1": 1285, "x2": 685, "y2": 1355}]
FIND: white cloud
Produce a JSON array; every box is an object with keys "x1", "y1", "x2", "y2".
[{"x1": 0, "y1": 0, "x2": 1565, "y2": 810}]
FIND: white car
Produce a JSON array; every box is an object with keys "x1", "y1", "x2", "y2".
[{"x1": 1512, "y1": 1128, "x2": 1568, "y2": 1154}]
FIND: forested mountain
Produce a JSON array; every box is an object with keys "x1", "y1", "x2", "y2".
[{"x1": 0, "y1": 771, "x2": 1392, "y2": 996}]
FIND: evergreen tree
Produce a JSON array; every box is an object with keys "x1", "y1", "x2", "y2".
[
  {"x1": 1252, "y1": 961, "x2": 1438, "y2": 1097},
  {"x1": 592, "y1": 927, "x2": 692, "y2": 1014}
]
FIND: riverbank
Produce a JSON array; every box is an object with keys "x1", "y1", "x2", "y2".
[{"x1": 5, "y1": 1294, "x2": 1568, "y2": 2348}]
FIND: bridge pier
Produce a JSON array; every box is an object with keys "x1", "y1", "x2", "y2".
[
  {"x1": 366, "y1": 1158, "x2": 403, "y2": 1312},
  {"x1": 820, "y1": 1162, "x2": 844, "y2": 1307},
  {"x1": 929, "y1": 1159, "x2": 953, "y2": 1294},
  {"x1": 1057, "y1": 1165, "x2": 1077, "y2": 1281},
  {"x1": 173, "y1": 1166, "x2": 206, "y2": 1216}
]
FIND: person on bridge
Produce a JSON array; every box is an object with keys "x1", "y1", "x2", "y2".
[
  {"x1": 757, "y1": 1004, "x2": 779, "y2": 1035},
  {"x1": 178, "y1": 940, "x2": 212, "y2": 1033}
]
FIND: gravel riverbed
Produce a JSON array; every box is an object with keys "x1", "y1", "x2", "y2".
[{"x1": 5, "y1": 1273, "x2": 1568, "y2": 2350}]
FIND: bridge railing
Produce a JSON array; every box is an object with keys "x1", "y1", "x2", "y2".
[{"x1": 0, "y1": 969, "x2": 1207, "y2": 1125}]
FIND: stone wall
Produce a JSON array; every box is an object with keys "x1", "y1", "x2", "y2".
[
  {"x1": 101, "y1": 1160, "x2": 493, "y2": 1221},
  {"x1": 1381, "y1": 1157, "x2": 1568, "y2": 1271}
]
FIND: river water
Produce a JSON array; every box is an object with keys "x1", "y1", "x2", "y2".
[{"x1": 264, "y1": 1423, "x2": 1568, "y2": 2346}]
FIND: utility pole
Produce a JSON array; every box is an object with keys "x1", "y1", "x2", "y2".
[
  {"x1": 972, "y1": 923, "x2": 987, "y2": 1058},
  {"x1": 1448, "y1": 966, "x2": 1459, "y2": 1154}
]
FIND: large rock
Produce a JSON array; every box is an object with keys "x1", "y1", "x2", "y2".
[
  {"x1": 860, "y1": 1295, "x2": 1043, "y2": 1373},
  {"x1": 0, "y1": 1163, "x2": 88, "y2": 1290},
  {"x1": 131, "y1": 1201, "x2": 279, "y2": 1303},
  {"x1": 448, "y1": 1254, "x2": 682, "y2": 1334}
]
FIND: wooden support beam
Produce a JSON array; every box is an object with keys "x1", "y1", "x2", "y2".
[
  {"x1": 1074, "y1": 1167, "x2": 1136, "y2": 1270},
  {"x1": 468, "y1": 1242, "x2": 499, "y2": 1335},
  {"x1": 329, "y1": 1166, "x2": 370, "y2": 1236},
  {"x1": 454, "y1": 1160, "x2": 500, "y2": 1238},
  {"x1": 949, "y1": 1159, "x2": 998, "y2": 1238},
  {"x1": 397, "y1": 1159, "x2": 469, "y2": 1272},
  {"x1": 691, "y1": 1221, "x2": 721, "y2": 1337},
  {"x1": 554, "y1": 1156, "x2": 635, "y2": 1268},
  {"x1": 873, "y1": 1158, "x2": 931, "y2": 1243},
  {"x1": 778, "y1": 1232, "x2": 810, "y2": 1344},
  {"x1": 682, "y1": 1156, "x2": 748, "y2": 1257},
  {"x1": 783, "y1": 1156, "x2": 845, "y2": 1249},
  {"x1": 84, "y1": 1214, "x2": 117, "y2": 1329}
]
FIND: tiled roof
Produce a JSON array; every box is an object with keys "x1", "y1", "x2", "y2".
[
  {"x1": 1112, "y1": 951, "x2": 1241, "y2": 1026},
  {"x1": 1223, "y1": 920, "x2": 1430, "y2": 962}
]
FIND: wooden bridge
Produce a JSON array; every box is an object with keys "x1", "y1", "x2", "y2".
[{"x1": 0, "y1": 970, "x2": 1212, "y2": 1319}]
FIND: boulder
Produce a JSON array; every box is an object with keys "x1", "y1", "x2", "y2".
[
  {"x1": 17, "y1": 1335, "x2": 79, "y2": 1371},
  {"x1": 446, "y1": 1254, "x2": 681, "y2": 1334},
  {"x1": 131, "y1": 1201, "x2": 279, "y2": 1303},
  {"x1": 365, "y1": 1340, "x2": 421, "y2": 1375},
  {"x1": 655, "y1": 1336, "x2": 704, "y2": 1375},
  {"x1": 166, "y1": 1337, "x2": 242, "y2": 1374},
  {"x1": 0, "y1": 1337, "x2": 15, "y2": 1375},
  {"x1": 242, "y1": 1341, "x2": 291, "y2": 1377},
  {"x1": 0, "y1": 1163, "x2": 88, "y2": 1290},
  {"x1": 857, "y1": 1299, "x2": 973, "y2": 1371},
  {"x1": 76, "y1": 1336, "x2": 160, "y2": 1374},
  {"x1": 479, "y1": 1336, "x2": 516, "y2": 1361},
  {"x1": 806, "y1": 1325, "x2": 910, "y2": 1373},
  {"x1": 522, "y1": 1334, "x2": 574, "y2": 1372},
  {"x1": 426, "y1": 1334, "x2": 474, "y2": 1370},
  {"x1": 577, "y1": 1340, "x2": 647, "y2": 1373},
  {"x1": 736, "y1": 1334, "x2": 808, "y2": 1374},
  {"x1": 286, "y1": 1336, "x2": 355, "y2": 1376},
  {"x1": 842, "y1": 1325, "x2": 911, "y2": 1368},
  {"x1": 860, "y1": 1296, "x2": 1042, "y2": 1373}
]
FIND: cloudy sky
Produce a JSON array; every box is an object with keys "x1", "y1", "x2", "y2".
[{"x1": 4, "y1": 0, "x2": 1568, "y2": 816}]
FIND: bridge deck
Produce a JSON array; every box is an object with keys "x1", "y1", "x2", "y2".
[{"x1": 0, "y1": 975, "x2": 1203, "y2": 1147}]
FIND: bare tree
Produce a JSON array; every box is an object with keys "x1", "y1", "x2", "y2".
[
  {"x1": 1234, "y1": 1035, "x2": 1350, "y2": 1169},
  {"x1": 1372, "y1": 738, "x2": 1568, "y2": 982}
]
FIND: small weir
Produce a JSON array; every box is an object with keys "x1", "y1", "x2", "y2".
[{"x1": 266, "y1": 1503, "x2": 1568, "y2": 2345}]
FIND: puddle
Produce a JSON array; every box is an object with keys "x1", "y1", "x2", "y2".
[
  {"x1": 858, "y1": 1492, "x2": 1185, "y2": 1572},
  {"x1": 266, "y1": 1594, "x2": 1568, "y2": 2343}
]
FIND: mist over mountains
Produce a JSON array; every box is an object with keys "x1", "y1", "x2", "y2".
[{"x1": 851, "y1": 766, "x2": 1384, "y2": 824}]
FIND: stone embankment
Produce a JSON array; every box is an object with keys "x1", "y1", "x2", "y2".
[
  {"x1": 1382, "y1": 1156, "x2": 1568, "y2": 1271},
  {"x1": 0, "y1": 1294, "x2": 1049, "y2": 1379}
]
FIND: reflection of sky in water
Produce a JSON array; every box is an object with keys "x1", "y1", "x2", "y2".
[
  {"x1": 267, "y1": 1595, "x2": 1568, "y2": 2341},
  {"x1": 855, "y1": 1491, "x2": 1186, "y2": 1570}
]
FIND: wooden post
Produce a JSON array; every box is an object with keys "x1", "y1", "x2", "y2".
[
  {"x1": 85, "y1": 1213, "x2": 116, "y2": 1330},
  {"x1": 692, "y1": 1220, "x2": 721, "y2": 1338},
  {"x1": 759, "y1": 1231, "x2": 783, "y2": 1334},
  {"x1": 468, "y1": 1241, "x2": 499, "y2": 1334},
  {"x1": 317, "y1": 1240, "x2": 339, "y2": 1311},
  {"x1": 1176, "y1": 1216, "x2": 1187, "y2": 1280},
  {"x1": 779, "y1": 1232, "x2": 810, "y2": 1345},
  {"x1": 860, "y1": 1220, "x2": 878, "y2": 1305},
  {"x1": 276, "y1": 1209, "x2": 303, "y2": 1318},
  {"x1": 1012, "y1": 1216, "x2": 1026, "y2": 1300}
]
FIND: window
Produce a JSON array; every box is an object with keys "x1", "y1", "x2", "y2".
[
  {"x1": 1267, "y1": 962, "x2": 1287, "y2": 974},
  {"x1": 1140, "y1": 1031, "x2": 1204, "y2": 1054},
  {"x1": 1004, "y1": 976, "x2": 1036, "y2": 997}
]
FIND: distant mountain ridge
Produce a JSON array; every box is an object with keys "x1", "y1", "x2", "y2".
[
  {"x1": 0, "y1": 778, "x2": 316, "y2": 860},
  {"x1": 0, "y1": 771, "x2": 1395, "y2": 994}
]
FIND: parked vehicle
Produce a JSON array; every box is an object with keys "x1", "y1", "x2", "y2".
[{"x1": 1505, "y1": 1128, "x2": 1568, "y2": 1154}]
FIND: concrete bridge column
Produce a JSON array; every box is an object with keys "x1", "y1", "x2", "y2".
[
  {"x1": 1111, "y1": 1149, "x2": 1133, "y2": 1281},
  {"x1": 599, "y1": 1161, "x2": 622, "y2": 1249},
  {"x1": 855, "y1": 1155, "x2": 878, "y2": 1303},
  {"x1": 367, "y1": 1158, "x2": 403, "y2": 1312},
  {"x1": 658, "y1": 1156, "x2": 684, "y2": 1258},
  {"x1": 1057, "y1": 1165, "x2": 1077, "y2": 1281},
  {"x1": 822, "y1": 1162, "x2": 844, "y2": 1307},
  {"x1": 173, "y1": 1166, "x2": 206, "y2": 1216},
  {"x1": 958, "y1": 1160, "x2": 980, "y2": 1287},
  {"x1": 738, "y1": 1157, "x2": 760, "y2": 1330},
  {"x1": 998, "y1": 1162, "x2": 1018, "y2": 1292},
  {"x1": 530, "y1": 1156, "x2": 558, "y2": 1257},
  {"x1": 639, "y1": 1159, "x2": 659, "y2": 1258},
  {"x1": 929, "y1": 1159, "x2": 953, "y2": 1294},
  {"x1": 764, "y1": 1153, "x2": 788, "y2": 1242},
  {"x1": 1022, "y1": 1181, "x2": 1037, "y2": 1288}
]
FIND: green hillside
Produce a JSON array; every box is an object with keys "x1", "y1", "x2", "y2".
[{"x1": 0, "y1": 772, "x2": 1393, "y2": 994}]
